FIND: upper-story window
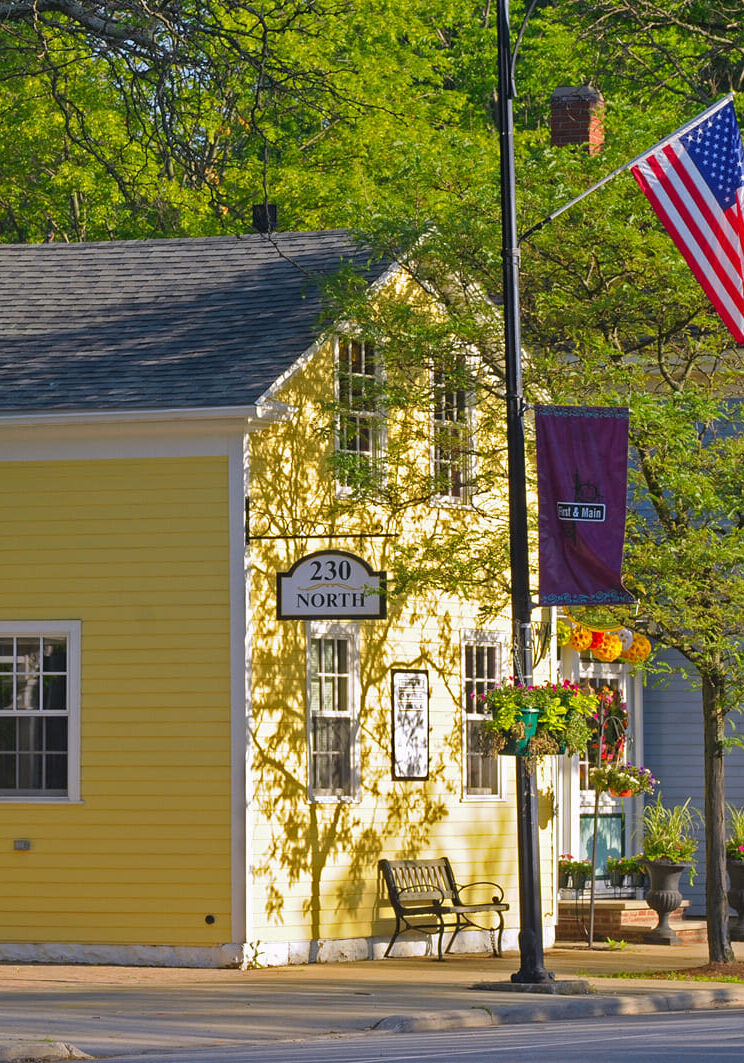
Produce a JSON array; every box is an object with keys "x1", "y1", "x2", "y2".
[
  {"x1": 0, "y1": 621, "x2": 81, "y2": 801},
  {"x1": 336, "y1": 338, "x2": 383, "y2": 488},
  {"x1": 432, "y1": 355, "x2": 472, "y2": 501}
]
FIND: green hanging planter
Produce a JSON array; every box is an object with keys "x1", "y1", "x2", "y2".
[
  {"x1": 499, "y1": 708, "x2": 539, "y2": 756},
  {"x1": 479, "y1": 680, "x2": 599, "y2": 763}
]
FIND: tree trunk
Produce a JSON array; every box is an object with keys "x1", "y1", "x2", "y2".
[{"x1": 702, "y1": 672, "x2": 734, "y2": 963}]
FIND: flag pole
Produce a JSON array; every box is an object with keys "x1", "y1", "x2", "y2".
[
  {"x1": 520, "y1": 93, "x2": 735, "y2": 244},
  {"x1": 496, "y1": 0, "x2": 553, "y2": 985}
]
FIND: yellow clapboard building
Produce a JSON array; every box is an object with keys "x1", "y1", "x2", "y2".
[{"x1": 0, "y1": 231, "x2": 557, "y2": 966}]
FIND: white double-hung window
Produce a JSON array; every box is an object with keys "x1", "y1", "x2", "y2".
[
  {"x1": 432, "y1": 353, "x2": 473, "y2": 502},
  {"x1": 307, "y1": 622, "x2": 360, "y2": 800},
  {"x1": 462, "y1": 630, "x2": 505, "y2": 797},
  {"x1": 0, "y1": 621, "x2": 81, "y2": 801},
  {"x1": 335, "y1": 338, "x2": 384, "y2": 488}
]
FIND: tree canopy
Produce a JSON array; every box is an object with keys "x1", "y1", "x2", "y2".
[{"x1": 2, "y1": 0, "x2": 744, "y2": 964}]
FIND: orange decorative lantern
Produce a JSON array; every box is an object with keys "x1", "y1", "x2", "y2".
[
  {"x1": 591, "y1": 632, "x2": 623, "y2": 662},
  {"x1": 568, "y1": 624, "x2": 592, "y2": 651},
  {"x1": 620, "y1": 633, "x2": 651, "y2": 662}
]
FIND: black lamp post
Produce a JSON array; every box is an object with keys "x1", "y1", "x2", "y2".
[{"x1": 496, "y1": 0, "x2": 553, "y2": 984}]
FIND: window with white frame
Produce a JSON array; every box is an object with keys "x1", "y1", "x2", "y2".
[
  {"x1": 463, "y1": 631, "x2": 505, "y2": 796},
  {"x1": 0, "y1": 621, "x2": 80, "y2": 800},
  {"x1": 307, "y1": 622, "x2": 359, "y2": 799},
  {"x1": 432, "y1": 354, "x2": 472, "y2": 501},
  {"x1": 336, "y1": 338, "x2": 383, "y2": 487}
]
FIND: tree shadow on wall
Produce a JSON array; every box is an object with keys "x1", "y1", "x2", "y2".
[
  {"x1": 245, "y1": 335, "x2": 511, "y2": 951},
  {"x1": 249, "y1": 585, "x2": 457, "y2": 946}
]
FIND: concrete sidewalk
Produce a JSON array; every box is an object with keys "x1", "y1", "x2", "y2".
[{"x1": 0, "y1": 942, "x2": 743, "y2": 1061}]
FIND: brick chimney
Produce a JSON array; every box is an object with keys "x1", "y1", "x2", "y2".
[{"x1": 550, "y1": 86, "x2": 605, "y2": 155}]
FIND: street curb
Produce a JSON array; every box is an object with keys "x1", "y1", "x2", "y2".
[
  {"x1": 0, "y1": 1043, "x2": 91, "y2": 1063},
  {"x1": 372, "y1": 987, "x2": 742, "y2": 1033}
]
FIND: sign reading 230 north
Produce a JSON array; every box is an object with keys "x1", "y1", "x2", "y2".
[{"x1": 277, "y1": 551, "x2": 387, "y2": 619}]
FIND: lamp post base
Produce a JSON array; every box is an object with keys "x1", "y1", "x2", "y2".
[{"x1": 510, "y1": 928, "x2": 555, "y2": 984}]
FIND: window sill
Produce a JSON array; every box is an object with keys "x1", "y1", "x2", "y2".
[{"x1": 432, "y1": 494, "x2": 473, "y2": 509}]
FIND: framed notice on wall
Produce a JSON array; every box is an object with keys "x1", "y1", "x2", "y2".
[{"x1": 391, "y1": 670, "x2": 429, "y2": 780}]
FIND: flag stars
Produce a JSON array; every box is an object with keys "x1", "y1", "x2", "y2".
[{"x1": 681, "y1": 102, "x2": 744, "y2": 210}]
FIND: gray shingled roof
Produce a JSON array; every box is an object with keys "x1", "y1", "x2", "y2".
[{"x1": 0, "y1": 230, "x2": 386, "y2": 414}]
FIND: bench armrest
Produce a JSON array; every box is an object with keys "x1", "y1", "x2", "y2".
[{"x1": 457, "y1": 880, "x2": 505, "y2": 904}]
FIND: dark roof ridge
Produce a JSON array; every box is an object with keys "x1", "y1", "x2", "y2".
[{"x1": 1, "y1": 227, "x2": 358, "y2": 251}]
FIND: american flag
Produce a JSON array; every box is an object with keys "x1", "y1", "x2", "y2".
[{"x1": 630, "y1": 98, "x2": 744, "y2": 345}]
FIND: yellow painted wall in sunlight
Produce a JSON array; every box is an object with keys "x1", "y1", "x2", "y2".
[
  {"x1": 0, "y1": 457, "x2": 233, "y2": 945},
  {"x1": 248, "y1": 332, "x2": 555, "y2": 951}
]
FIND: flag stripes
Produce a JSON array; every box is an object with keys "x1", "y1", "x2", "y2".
[{"x1": 630, "y1": 99, "x2": 744, "y2": 345}]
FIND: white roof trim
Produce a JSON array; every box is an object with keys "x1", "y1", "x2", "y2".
[
  {"x1": 257, "y1": 259, "x2": 404, "y2": 403},
  {"x1": 0, "y1": 402, "x2": 295, "y2": 430}
]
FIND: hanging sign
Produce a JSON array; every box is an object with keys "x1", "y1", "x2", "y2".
[
  {"x1": 277, "y1": 550, "x2": 387, "y2": 619},
  {"x1": 536, "y1": 406, "x2": 635, "y2": 606}
]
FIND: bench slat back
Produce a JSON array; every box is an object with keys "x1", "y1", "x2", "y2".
[{"x1": 380, "y1": 858, "x2": 457, "y2": 906}]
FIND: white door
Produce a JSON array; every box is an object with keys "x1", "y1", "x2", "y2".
[{"x1": 558, "y1": 651, "x2": 645, "y2": 884}]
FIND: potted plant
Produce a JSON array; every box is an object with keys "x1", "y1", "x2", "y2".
[
  {"x1": 605, "y1": 854, "x2": 627, "y2": 888},
  {"x1": 481, "y1": 680, "x2": 597, "y2": 764},
  {"x1": 606, "y1": 854, "x2": 647, "y2": 889},
  {"x1": 558, "y1": 854, "x2": 592, "y2": 892},
  {"x1": 607, "y1": 854, "x2": 646, "y2": 888},
  {"x1": 640, "y1": 797, "x2": 699, "y2": 944},
  {"x1": 626, "y1": 853, "x2": 649, "y2": 888},
  {"x1": 590, "y1": 762, "x2": 657, "y2": 798},
  {"x1": 726, "y1": 805, "x2": 744, "y2": 941}
]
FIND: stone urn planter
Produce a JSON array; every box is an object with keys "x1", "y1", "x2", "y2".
[
  {"x1": 643, "y1": 860, "x2": 689, "y2": 944},
  {"x1": 727, "y1": 860, "x2": 744, "y2": 941}
]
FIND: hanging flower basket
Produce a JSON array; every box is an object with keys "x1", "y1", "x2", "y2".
[
  {"x1": 590, "y1": 762, "x2": 657, "y2": 797},
  {"x1": 499, "y1": 707, "x2": 539, "y2": 755},
  {"x1": 479, "y1": 680, "x2": 598, "y2": 765}
]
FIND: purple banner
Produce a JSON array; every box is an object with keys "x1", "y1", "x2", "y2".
[{"x1": 535, "y1": 406, "x2": 634, "y2": 606}]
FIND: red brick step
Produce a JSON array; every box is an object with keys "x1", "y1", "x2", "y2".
[{"x1": 556, "y1": 898, "x2": 708, "y2": 945}]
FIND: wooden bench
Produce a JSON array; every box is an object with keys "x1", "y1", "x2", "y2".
[{"x1": 378, "y1": 857, "x2": 509, "y2": 961}]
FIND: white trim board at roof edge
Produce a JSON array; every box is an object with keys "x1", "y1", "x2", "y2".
[
  {"x1": 257, "y1": 260, "x2": 404, "y2": 405},
  {"x1": 0, "y1": 404, "x2": 296, "y2": 462},
  {"x1": 256, "y1": 257, "x2": 506, "y2": 409},
  {"x1": 0, "y1": 403, "x2": 293, "y2": 429}
]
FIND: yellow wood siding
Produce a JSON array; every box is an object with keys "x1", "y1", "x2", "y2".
[
  {"x1": 0, "y1": 457, "x2": 233, "y2": 946},
  {"x1": 248, "y1": 336, "x2": 556, "y2": 950}
]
